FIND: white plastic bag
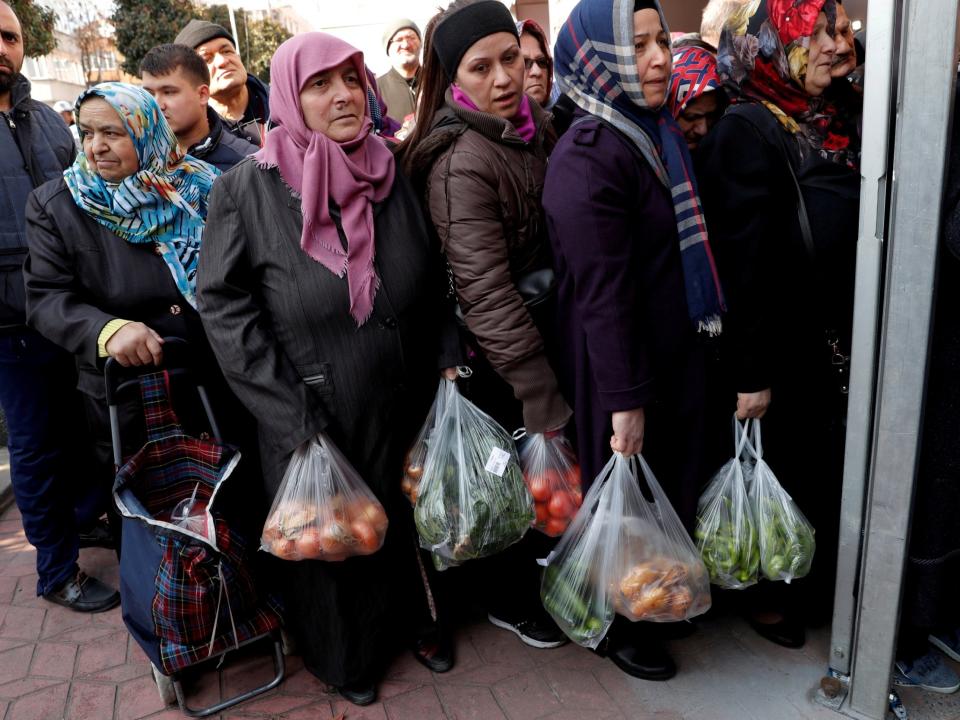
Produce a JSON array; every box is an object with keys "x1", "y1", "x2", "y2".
[
  {"x1": 695, "y1": 417, "x2": 759, "y2": 589},
  {"x1": 541, "y1": 453, "x2": 711, "y2": 648},
  {"x1": 413, "y1": 381, "x2": 534, "y2": 570},
  {"x1": 746, "y1": 421, "x2": 816, "y2": 583},
  {"x1": 261, "y1": 434, "x2": 388, "y2": 561},
  {"x1": 517, "y1": 431, "x2": 583, "y2": 537}
]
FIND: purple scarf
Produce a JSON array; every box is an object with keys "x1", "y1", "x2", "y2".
[
  {"x1": 255, "y1": 33, "x2": 396, "y2": 325},
  {"x1": 451, "y1": 84, "x2": 537, "y2": 142}
]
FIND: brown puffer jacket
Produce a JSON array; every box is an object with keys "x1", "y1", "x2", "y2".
[{"x1": 407, "y1": 90, "x2": 572, "y2": 433}]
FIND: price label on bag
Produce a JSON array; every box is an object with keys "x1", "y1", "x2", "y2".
[{"x1": 484, "y1": 447, "x2": 511, "y2": 477}]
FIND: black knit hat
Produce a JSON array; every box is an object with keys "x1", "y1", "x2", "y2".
[
  {"x1": 432, "y1": 1, "x2": 519, "y2": 80},
  {"x1": 174, "y1": 19, "x2": 234, "y2": 50}
]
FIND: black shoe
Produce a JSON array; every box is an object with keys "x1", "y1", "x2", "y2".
[
  {"x1": 412, "y1": 633, "x2": 454, "y2": 673},
  {"x1": 78, "y1": 520, "x2": 116, "y2": 550},
  {"x1": 336, "y1": 681, "x2": 376, "y2": 706},
  {"x1": 604, "y1": 637, "x2": 676, "y2": 681},
  {"x1": 43, "y1": 572, "x2": 120, "y2": 613},
  {"x1": 488, "y1": 612, "x2": 568, "y2": 649},
  {"x1": 747, "y1": 613, "x2": 806, "y2": 649}
]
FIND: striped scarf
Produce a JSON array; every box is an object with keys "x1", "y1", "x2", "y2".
[
  {"x1": 64, "y1": 83, "x2": 220, "y2": 309},
  {"x1": 554, "y1": 0, "x2": 725, "y2": 335}
]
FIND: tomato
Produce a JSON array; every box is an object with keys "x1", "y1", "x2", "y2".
[
  {"x1": 354, "y1": 501, "x2": 389, "y2": 534},
  {"x1": 320, "y1": 522, "x2": 349, "y2": 556},
  {"x1": 545, "y1": 517, "x2": 568, "y2": 536},
  {"x1": 527, "y1": 474, "x2": 551, "y2": 502},
  {"x1": 534, "y1": 501, "x2": 550, "y2": 525},
  {"x1": 271, "y1": 538, "x2": 298, "y2": 560},
  {"x1": 548, "y1": 491, "x2": 575, "y2": 519},
  {"x1": 295, "y1": 527, "x2": 322, "y2": 559},
  {"x1": 351, "y1": 519, "x2": 381, "y2": 554},
  {"x1": 565, "y1": 464, "x2": 582, "y2": 490}
]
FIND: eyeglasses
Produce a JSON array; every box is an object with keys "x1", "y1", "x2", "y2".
[{"x1": 524, "y1": 57, "x2": 550, "y2": 71}]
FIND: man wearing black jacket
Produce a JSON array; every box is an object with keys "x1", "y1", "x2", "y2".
[
  {"x1": 0, "y1": 0, "x2": 118, "y2": 613},
  {"x1": 140, "y1": 44, "x2": 257, "y2": 172},
  {"x1": 174, "y1": 19, "x2": 269, "y2": 147}
]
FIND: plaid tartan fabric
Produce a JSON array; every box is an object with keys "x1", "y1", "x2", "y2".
[
  {"x1": 554, "y1": 0, "x2": 670, "y2": 185},
  {"x1": 115, "y1": 372, "x2": 281, "y2": 675},
  {"x1": 155, "y1": 518, "x2": 282, "y2": 674}
]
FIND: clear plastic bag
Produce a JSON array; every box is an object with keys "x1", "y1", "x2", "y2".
[
  {"x1": 517, "y1": 431, "x2": 583, "y2": 537},
  {"x1": 614, "y1": 456, "x2": 712, "y2": 623},
  {"x1": 413, "y1": 381, "x2": 534, "y2": 570},
  {"x1": 402, "y1": 379, "x2": 449, "y2": 505},
  {"x1": 745, "y1": 421, "x2": 816, "y2": 583},
  {"x1": 261, "y1": 433, "x2": 388, "y2": 561},
  {"x1": 695, "y1": 417, "x2": 759, "y2": 589},
  {"x1": 541, "y1": 454, "x2": 711, "y2": 648}
]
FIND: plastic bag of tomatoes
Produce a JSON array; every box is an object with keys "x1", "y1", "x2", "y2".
[
  {"x1": 261, "y1": 434, "x2": 388, "y2": 561},
  {"x1": 402, "y1": 379, "x2": 450, "y2": 505},
  {"x1": 517, "y1": 431, "x2": 583, "y2": 537}
]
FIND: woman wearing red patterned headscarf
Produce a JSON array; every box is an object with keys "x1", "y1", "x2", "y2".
[
  {"x1": 696, "y1": 0, "x2": 860, "y2": 649},
  {"x1": 667, "y1": 44, "x2": 726, "y2": 151}
]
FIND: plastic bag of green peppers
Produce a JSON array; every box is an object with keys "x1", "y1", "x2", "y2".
[
  {"x1": 745, "y1": 421, "x2": 815, "y2": 583},
  {"x1": 695, "y1": 417, "x2": 759, "y2": 589},
  {"x1": 413, "y1": 380, "x2": 534, "y2": 570}
]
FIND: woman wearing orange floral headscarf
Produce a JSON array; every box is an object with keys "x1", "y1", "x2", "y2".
[{"x1": 696, "y1": 0, "x2": 860, "y2": 649}]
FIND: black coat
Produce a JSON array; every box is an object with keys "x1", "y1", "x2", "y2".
[
  {"x1": 0, "y1": 75, "x2": 76, "y2": 327},
  {"x1": 697, "y1": 105, "x2": 860, "y2": 607},
  {"x1": 196, "y1": 157, "x2": 458, "y2": 686},
  {"x1": 23, "y1": 178, "x2": 213, "y2": 402},
  {"x1": 189, "y1": 107, "x2": 258, "y2": 172}
]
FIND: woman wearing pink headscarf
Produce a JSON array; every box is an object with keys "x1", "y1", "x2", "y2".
[{"x1": 196, "y1": 32, "x2": 459, "y2": 706}]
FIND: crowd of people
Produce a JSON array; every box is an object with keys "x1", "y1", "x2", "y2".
[{"x1": 1, "y1": 0, "x2": 959, "y2": 709}]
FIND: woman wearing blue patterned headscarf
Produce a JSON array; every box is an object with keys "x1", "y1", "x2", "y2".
[
  {"x1": 542, "y1": 0, "x2": 720, "y2": 681},
  {"x1": 24, "y1": 81, "x2": 254, "y2": 555},
  {"x1": 63, "y1": 82, "x2": 220, "y2": 310}
]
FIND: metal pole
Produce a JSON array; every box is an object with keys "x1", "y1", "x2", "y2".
[
  {"x1": 827, "y1": 0, "x2": 901, "y2": 679},
  {"x1": 227, "y1": 5, "x2": 240, "y2": 55},
  {"x1": 847, "y1": 1, "x2": 958, "y2": 717}
]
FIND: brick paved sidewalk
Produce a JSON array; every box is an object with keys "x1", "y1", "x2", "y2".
[{"x1": 0, "y1": 502, "x2": 858, "y2": 720}]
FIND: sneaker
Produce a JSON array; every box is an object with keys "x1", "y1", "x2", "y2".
[
  {"x1": 894, "y1": 651, "x2": 960, "y2": 694},
  {"x1": 930, "y1": 628, "x2": 960, "y2": 662},
  {"x1": 487, "y1": 612, "x2": 568, "y2": 649}
]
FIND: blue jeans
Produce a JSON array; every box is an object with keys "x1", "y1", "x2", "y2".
[{"x1": 0, "y1": 329, "x2": 104, "y2": 595}]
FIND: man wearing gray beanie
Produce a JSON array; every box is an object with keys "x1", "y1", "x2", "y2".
[
  {"x1": 376, "y1": 18, "x2": 421, "y2": 125},
  {"x1": 174, "y1": 19, "x2": 270, "y2": 146}
]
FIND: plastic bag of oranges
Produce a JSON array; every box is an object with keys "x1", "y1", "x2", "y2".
[
  {"x1": 517, "y1": 431, "x2": 583, "y2": 537},
  {"x1": 261, "y1": 434, "x2": 388, "y2": 561}
]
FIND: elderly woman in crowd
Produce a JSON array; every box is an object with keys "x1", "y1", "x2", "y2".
[
  {"x1": 542, "y1": 0, "x2": 725, "y2": 682},
  {"x1": 196, "y1": 33, "x2": 458, "y2": 706},
  {"x1": 516, "y1": 18, "x2": 554, "y2": 108},
  {"x1": 22, "y1": 83, "x2": 254, "y2": 521},
  {"x1": 402, "y1": 0, "x2": 572, "y2": 651},
  {"x1": 667, "y1": 42, "x2": 727, "y2": 152},
  {"x1": 697, "y1": 0, "x2": 860, "y2": 648}
]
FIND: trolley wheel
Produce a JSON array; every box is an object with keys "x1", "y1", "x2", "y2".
[
  {"x1": 151, "y1": 664, "x2": 176, "y2": 706},
  {"x1": 280, "y1": 628, "x2": 296, "y2": 656}
]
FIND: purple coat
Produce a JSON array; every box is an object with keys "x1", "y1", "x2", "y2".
[{"x1": 543, "y1": 114, "x2": 706, "y2": 527}]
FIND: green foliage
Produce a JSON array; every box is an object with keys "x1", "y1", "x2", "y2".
[
  {"x1": 111, "y1": 0, "x2": 197, "y2": 76},
  {"x1": 201, "y1": 5, "x2": 289, "y2": 83},
  {"x1": 9, "y1": 0, "x2": 57, "y2": 58}
]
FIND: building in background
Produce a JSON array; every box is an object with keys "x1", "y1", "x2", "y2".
[{"x1": 21, "y1": 29, "x2": 86, "y2": 106}]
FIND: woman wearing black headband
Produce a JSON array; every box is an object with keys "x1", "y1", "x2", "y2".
[{"x1": 402, "y1": 0, "x2": 572, "y2": 650}]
